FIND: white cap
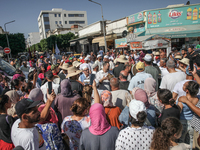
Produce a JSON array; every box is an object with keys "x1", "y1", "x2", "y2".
[
  {"x1": 84, "y1": 57, "x2": 90, "y2": 61},
  {"x1": 126, "y1": 56, "x2": 129, "y2": 59},
  {"x1": 82, "y1": 65, "x2": 88, "y2": 70},
  {"x1": 104, "y1": 55, "x2": 109, "y2": 59},
  {"x1": 87, "y1": 55, "x2": 91, "y2": 58},
  {"x1": 109, "y1": 56, "x2": 114, "y2": 60},
  {"x1": 129, "y1": 100, "x2": 146, "y2": 120},
  {"x1": 143, "y1": 54, "x2": 152, "y2": 62},
  {"x1": 97, "y1": 55, "x2": 101, "y2": 58},
  {"x1": 92, "y1": 63, "x2": 98, "y2": 69},
  {"x1": 79, "y1": 57, "x2": 83, "y2": 60}
]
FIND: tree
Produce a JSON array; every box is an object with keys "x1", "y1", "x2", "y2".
[
  {"x1": 0, "y1": 33, "x2": 25, "y2": 55},
  {"x1": 40, "y1": 39, "x2": 48, "y2": 51}
]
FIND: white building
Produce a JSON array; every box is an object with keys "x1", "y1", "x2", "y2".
[
  {"x1": 38, "y1": 8, "x2": 87, "y2": 40},
  {"x1": 27, "y1": 32, "x2": 40, "y2": 47}
]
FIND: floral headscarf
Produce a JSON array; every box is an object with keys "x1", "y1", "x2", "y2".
[{"x1": 100, "y1": 90, "x2": 113, "y2": 107}]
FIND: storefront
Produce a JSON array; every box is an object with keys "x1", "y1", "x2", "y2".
[{"x1": 145, "y1": 3, "x2": 200, "y2": 50}]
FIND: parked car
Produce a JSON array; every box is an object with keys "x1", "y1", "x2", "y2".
[{"x1": 0, "y1": 57, "x2": 16, "y2": 78}]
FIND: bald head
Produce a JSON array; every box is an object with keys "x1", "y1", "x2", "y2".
[
  {"x1": 119, "y1": 70, "x2": 128, "y2": 81},
  {"x1": 110, "y1": 77, "x2": 119, "y2": 88}
]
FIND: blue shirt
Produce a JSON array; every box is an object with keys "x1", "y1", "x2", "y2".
[
  {"x1": 99, "y1": 50, "x2": 104, "y2": 56},
  {"x1": 128, "y1": 71, "x2": 152, "y2": 91}
]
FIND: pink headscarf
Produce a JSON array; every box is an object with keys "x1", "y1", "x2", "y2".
[
  {"x1": 89, "y1": 103, "x2": 111, "y2": 135},
  {"x1": 144, "y1": 78, "x2": 157, "y2": 97},
  {"x1": 132, "y1": 88, "x2": 150, "y2": 108},
  {"x1": 12, "y1": 74, "x2": 21, "y2": 80},
  {"x1": 101, "y1": 90, "x2": 113, "y2": 107}
]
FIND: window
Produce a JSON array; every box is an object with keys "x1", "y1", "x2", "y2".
[
  {"x1": 58, "y1": 14, "x2": 61, "y2": 17},
  {"x1": 44, "y1": 21, "x2": 49, "y2": 25},
  {"x1": 55, "y1": 21, "x2": 58, "y2": 24},
  {"x1": 65, "y1": 21, "x2": 67, "y2": 24},
  {"x1": 69, "y1": 21, "x2": 85, "y2": 24},
  {"x1": 54, "y1": 14, "x2": 57, "y2": 17},
  {"x1": 43, "y1": 13, "x2": 49, "y2": 17},
  {"x1": 59, "y1": 21, "x2": 62, "y2": 24},
  {"x1": 64, "y1": 14, "x2": 66, "y2": 17},
  {"x1": 45, "y1": 29, "x2": 49, "y2": 32},
  {"x1": 68, "y1": 14, "x2": 84, "y2": 17}
]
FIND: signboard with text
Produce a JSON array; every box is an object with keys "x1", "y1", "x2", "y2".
[
  {"x1": 128, "y1": 12, "x2": 144, "y2": 24},
  {"x1": 130, "y1": 42, "x2": 143, "y2": 49},
  {"x1": 128, "y1": 23, "x2": 145, "y2": 33},
  {"x1": 115, "y1": 38, "x2": 127, "y2": 48},
  {"x1": 146, "y1": 4, "x2": 200, "y2": 28}
]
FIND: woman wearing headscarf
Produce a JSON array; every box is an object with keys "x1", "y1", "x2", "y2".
[
  {"x1": 144, "y1": 78, "x2": 164, "y2": 114},
  {"x1": 28, "y1": 88, "x2": 65, "y2": 150},
  {"x1": 116, "y1": 100, "x2": 154, "y2": 150},
  {"x1": 54, "y1": 79, "x2": 80, "y2": 126},
  {"x1": 119, "y1": 87, "x2": 156, "y2": 127},
  {"x1": 5, "y1": 90, "x2": 20, "y2": 117},
  {"x1": 133, "y1": 88, "x2": 156, "y2": 127},
  {"x1": 101, "y1": 90, "x2": 122, "y2": 129},
  {"x1": 79, "y1": 103, "x2": 119, "y2": 150}
]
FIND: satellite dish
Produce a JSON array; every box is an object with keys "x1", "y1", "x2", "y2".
[{"x1": 122, "y1": 30, "x2": 128, "y2": 37}]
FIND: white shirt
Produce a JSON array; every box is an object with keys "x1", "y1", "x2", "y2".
[
  {"x1": 159, "y1": 67, "x2": 169, "y2": 78},
  {"x1": 95, "y1": 70, "x2": 112, "y2": 91},
  {"x1": 11, "y1": 119, "x2": 45, "y2": 150},
  {"x1": 95, "y1": 60, "x2": 103, "y2": 71},
  {"x1": 40, "y1": 81, "x2": 60, "y2": 103},
  {"x1": 160, "y1": 71, "x2": 186, "y2": 92},
  {"x1": 115, "y1": 126, "x2": 154, "y2": 150},
  {"x1": 109, "y1": 61, "x2": 115, "y2": 70}
]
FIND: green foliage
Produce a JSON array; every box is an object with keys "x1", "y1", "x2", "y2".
[
  {"x1": 0, "y1": 33, "x2": 26, "y2": 55},
  {"x1": 29, "y1": 32, "x2": 78, "y2": 52}
]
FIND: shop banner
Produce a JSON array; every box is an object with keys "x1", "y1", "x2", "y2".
[
  {"x1": 128, "y1": 23, "x2": 145, "y2": 33},
  {"x1": 128, "y1": 12, "x2": 144, "y2": 24},
  {"x1": 130, "y1": 42, "x2": 143, "y2": 49},
  {"x1": 147, "y1": 4, "x2": 200, "y2": 28},
  {"x1": 115, "y1": 38, "x2": 127, "y2": 48}
]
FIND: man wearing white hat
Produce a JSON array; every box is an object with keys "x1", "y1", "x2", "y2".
[
  {"x1": 113, "y1": 55, "x2": 128, "y2": 78},
  {"x1": 95, "y1": 55, "x2": 103, "y2": 71},
  {"x1": 80, "y1": 56, "x2": 91, "y2": 72},
  {"x1": 109, "y1": 56, "x2": 115, "y2": 71},
  {"x1": 144, "y1": 54, "x2": 159, "y2": 90},
  {"x1": 79, "y1": 65, "x2": 91, "y2": 85}
]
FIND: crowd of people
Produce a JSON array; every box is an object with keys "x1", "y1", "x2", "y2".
[{"x1": 0, "y1": 45, "x2": 200, "y2": 150}]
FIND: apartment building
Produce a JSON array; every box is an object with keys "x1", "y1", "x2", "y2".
[{"x1": 38, "y1": 8, "x2": 87, "y2": 40}]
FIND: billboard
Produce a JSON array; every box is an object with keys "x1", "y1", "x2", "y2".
[
  {"x1": 127, "y1": 12, "x2": 144, "y2": 24},
  {"x1": 115, "y1": 38, "x2": 127, "y2": 48},
  {"x1": 146, "y1": 4, "x2": 200, "y2": 28}
]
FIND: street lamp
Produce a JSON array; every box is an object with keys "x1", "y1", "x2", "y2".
[
  {"x1": 88, "y1": 0, "x2": 107, "y2": 53},
  {"x1": 4, "y1": 20, "x2": 15, "y2": 60}
]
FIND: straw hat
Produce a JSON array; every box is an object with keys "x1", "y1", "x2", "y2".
[
  {"x1": 66, "y1": 66, "x2": 82, "y2": 78},
  {"x1": 72, "y1": 61, "x2": 82, "y2": 68},
  {"x1": 179, "y1": 58, "x2": 189, "y2": 66},
  {"x1": 116, "y1": 55, "x2": 129, "y2": 63},
  {"x1": 175, "y1": 55, "x2": 182, "y2": 59},
  {"x1": 154, "y1": 52, "x2": 160, "y2": 56},
  {"x1": 59, "y1": 63, "x2": 69, "y2": 70},
  {"x1": 136, "y1": 61, "x2": 145, "y2": 71}
]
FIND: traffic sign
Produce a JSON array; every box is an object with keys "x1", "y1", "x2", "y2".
[{"x1": 4, "y1": 47, "x2": 11, "y2": 54}]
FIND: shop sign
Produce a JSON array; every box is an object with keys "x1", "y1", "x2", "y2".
[
  {"x1": 130, "y1": 42, "x2": 143, "y2": 49},
  {"x1": 158, "y1": 43, "x2": 163, "y2": 47},
  {"x1": 165, "y1": 27, "x2": 186, "y2": 32},
  {"x1": 115, "y1": 38, "x2": 127, "y2": 48},
  {"x1": 128, "y1": 23, "x2": 145, "y2": 34},
  {"x1": 126, "y1": 33, "x2": 137, "y2": 43},
  {"x1": 128, "y1": 12, "x2": 144, "y2": 24},
  {"x1": 146, "y1": 4, "x2": 200, "y2": 28}
]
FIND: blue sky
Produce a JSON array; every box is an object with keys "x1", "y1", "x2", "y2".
[{"x1": 0, "y1": 0, "x2": 199, "y2": 38}]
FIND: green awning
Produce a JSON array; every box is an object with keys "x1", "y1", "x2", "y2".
[{"x1": 145, "y1": 25, "x2": 200, "y2": 38}]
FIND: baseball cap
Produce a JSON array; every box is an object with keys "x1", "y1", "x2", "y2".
[
  {"x1": 143, "y1": 54, "x2": 152, "y2": 62},
  {"x1": 136, "y1": 61, "x2": 145, "y2": 71},
  {"x1": 40, "y1": 56, "x2": 44, "y2": 59},
  {"x1": 15, "y1": 98, "x2": 41, "y2": 118},
  {"x1": 69, "y1": 57, "x2": 73, "y2": 60},
  {"x1": 129, "y1": 99, "x2": 146, "y2": 120},
  {"x1": 84, "y1": 57, "x2": 90, "y2": 61}
]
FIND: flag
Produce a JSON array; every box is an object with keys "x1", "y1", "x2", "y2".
[
  {"x1": 52, "y1": 45, "x2": 55, "y2": 54},
  {"x1": 55, "y1": 43, "x2": 60, "y2": 55}
]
